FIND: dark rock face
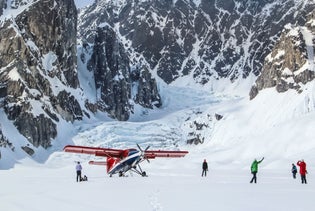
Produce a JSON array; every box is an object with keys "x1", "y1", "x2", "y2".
[
  {"x1": 15, "y1": 0, "x2": 79, "y2": 88},
  {"x1": 87, "y1": 24, "x2": 162, "y2": 120},
  {"x1": 0, "y1": 0, "x2": 6, "y2": 16},
  {"x1": 51, "y1": 91, "x2": 83, "y2": 122},
  {"x1": 15, "y1": 113, "x2": 57, "y2": 148},
  {"x1": 250, "y1": 9, "x2": 315, "y2": 99},
  {"x1": 0, "y1": 0, "x2": 80, "y2": 148},
  {"x1": 133, "y1": 66, "x2": 162, "y2": 109},
  {"x1": 21, "y1": 145, "x2": 35, "y2": 156},
  {"x1": 78, "y1": 0, "x2": 315, "y2": 85},
  {"x1": 0, "y1": 125, "x2": 14, "y2": 154},
  {"x1": 88, "y1": 25, "x2": 132, "y2": 121}
]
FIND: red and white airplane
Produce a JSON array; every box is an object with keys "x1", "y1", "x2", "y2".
[{"x1": 63, "y1": 144, "x2": 188, "y2": 177}]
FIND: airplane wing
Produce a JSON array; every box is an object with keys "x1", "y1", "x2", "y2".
[
  {"x1": 64, "y1": 145, "x2": 188, "y2": 159},
  {"x1": 63, "y1": 145, "x2": 129, "y2": 158},
  {"x1": 144, "y1": 150, "x2": 189, "y2": 159}
]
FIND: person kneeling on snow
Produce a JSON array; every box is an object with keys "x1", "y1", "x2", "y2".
[
  {"x1": 80, "y1": 175, "x2": 88, "y2": 182},
  {"x1": 250, "y1": 157, "x2": 264, "y2": 184}
]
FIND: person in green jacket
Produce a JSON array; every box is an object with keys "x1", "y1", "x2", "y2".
[{"x1": 250, "y1": 157, "x2": 264, "y2": 183}]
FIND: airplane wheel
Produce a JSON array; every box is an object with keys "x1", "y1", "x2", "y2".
[{"x1": 142, "y1": 171, "x2": 147, "y2": 177}]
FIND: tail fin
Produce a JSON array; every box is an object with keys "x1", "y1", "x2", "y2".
[
  {"x1": 88, "y1": 158, "x2": 119, "y2": 173},
  {"x1": 107, "y1": 157, "x2": 118, "y2": 173}
]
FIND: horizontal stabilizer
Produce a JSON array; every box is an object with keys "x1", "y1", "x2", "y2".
[{"x1": 88, "y1": 161, "x2": 107, "y2": 166}]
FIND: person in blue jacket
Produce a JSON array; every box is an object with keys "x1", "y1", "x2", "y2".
[{"x1": 291, "y1": 163, "x2": 297, "y2": 179}]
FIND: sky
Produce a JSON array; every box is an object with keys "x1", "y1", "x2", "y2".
[{"x1": 74, "y1": 0, "x2": 95, "y2": 9}]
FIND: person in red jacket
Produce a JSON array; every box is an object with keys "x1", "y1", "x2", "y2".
[{"x1": 297, "y1": 160, "x2": 307, "y2": 184}]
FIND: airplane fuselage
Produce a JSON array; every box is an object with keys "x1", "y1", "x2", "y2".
[{"x1": 108, "y1": 149, "x2": 142, "y2": 176}]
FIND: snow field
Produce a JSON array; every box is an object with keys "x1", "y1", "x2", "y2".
[{"x1": 1, "y1": 158, "x2": 315, "y2": 211}]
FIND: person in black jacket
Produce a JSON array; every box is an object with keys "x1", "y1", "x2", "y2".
[{"x1": 202, "y1": 159, "x2": 208, "y2": 177}]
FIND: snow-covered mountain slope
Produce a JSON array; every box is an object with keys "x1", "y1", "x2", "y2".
[{"x1": 78, "y1": 0, "x2": 315, "y2": 86}]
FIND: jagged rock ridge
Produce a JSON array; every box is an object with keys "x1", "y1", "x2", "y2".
[{"x1": 78, "y1": 0, "x2": 315, "y2": 85}]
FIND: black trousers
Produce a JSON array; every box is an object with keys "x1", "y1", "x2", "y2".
[
  {"x1": 301, "y1": 175, "x2": 307, "y2": 184},
  {"x1": 250, "y1": 172, "x2": 257, "y2": 183},
  {"x1": 292, "y1": 172, "x2": 297, "y2": 179},
  {"x1": 202, "y1": 169, "x2": 207, "y2": 177},
  {"x1": 76, "y1": 170, "x2": 82, "y2": 182}
]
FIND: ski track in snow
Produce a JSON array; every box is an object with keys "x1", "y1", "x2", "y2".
[{"x1": 149, "y1": 190, "x2": 162, "y2": 211}]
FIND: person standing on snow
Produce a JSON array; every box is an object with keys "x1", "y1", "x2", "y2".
[
  {"x1": 250, "y1": 157, "x2": 264, "y2": 183},
  {"x1": 202, "y1": 159, "x2": 208, "y2": 177},
  {"x1": 297, "y1": 160, "x2": 307, "y2": 184},
  {"x1": 291, "y1": 163, "x2": 297, "y2": 179},
  {"x1": 76, "y1": 162, "x2": 82, "y2": 182}
]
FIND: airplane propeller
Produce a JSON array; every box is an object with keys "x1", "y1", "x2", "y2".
[{"x1": 137, "y1": 144, "x2": 150, "y2": 163}]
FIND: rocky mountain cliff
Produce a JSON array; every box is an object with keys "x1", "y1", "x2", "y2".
[
  {"x1": 83, "y1": 23, "x2": 162, "y2": 121},
  {"x1": 0, "y1": 0, "x2": 79, "y2": 149},
  {"x1": 250, "y1": 8, "x2": 315, "y2": 99},
  {"x1": 0, "y1": 0, "x2": 162, "y2": 151},
  {"x1": 78, "y1": 0, "x2": 314, "y2": 85}
]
